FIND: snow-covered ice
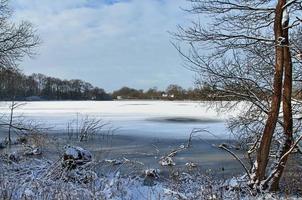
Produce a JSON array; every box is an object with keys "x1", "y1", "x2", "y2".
[{"x1": 0, "y1": 100, "x2": 239, "y2": 139}]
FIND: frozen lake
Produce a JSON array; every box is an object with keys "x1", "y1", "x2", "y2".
[
  {"x1": 0, "y1": 100, "x2": 246, "y2": 175},
  {"x1": 0, "y1": 100, "x2": 235, "y2": 139}
]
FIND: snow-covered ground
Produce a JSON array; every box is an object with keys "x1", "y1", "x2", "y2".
[
  {"x1": 0, "y1": 100, "x2": 239, "y2": 139},
  {"x1": 1, "y1": 152, "x2": 300, "y2": 200}
]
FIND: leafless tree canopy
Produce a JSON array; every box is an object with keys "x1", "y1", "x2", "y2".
[
  {"x1": 174, "y1": 0, "x2": 302, "y2": 191},
  {"x1": 0, "y1": 0, "x2": 39, "y2": 69}
]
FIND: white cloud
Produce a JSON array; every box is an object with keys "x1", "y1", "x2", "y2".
[{"x1": 11, "y1": 0, "x2": 194, "y2": 91}]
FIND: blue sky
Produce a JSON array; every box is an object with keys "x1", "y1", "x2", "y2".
[{"x1": 11, "y1": 0, "x2": 194, "y2": 92}]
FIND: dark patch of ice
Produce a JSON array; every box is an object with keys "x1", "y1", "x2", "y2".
[{"x1": 146, "y1": 117, "x2": 223, "y2": 124}]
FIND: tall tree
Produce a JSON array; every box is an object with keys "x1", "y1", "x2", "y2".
[{"x1": 175, "y1": 0, "x2": 302, "y2": 191}]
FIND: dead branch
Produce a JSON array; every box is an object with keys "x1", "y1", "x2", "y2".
[{"x1": 218, "y1": 144, "x2": 251, "y2": 180}]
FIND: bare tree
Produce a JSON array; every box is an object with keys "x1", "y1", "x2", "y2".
[
  {"x1": 7, "y1": 100, "x2": 25, "y2": 145},
  {"x1": 0, "y1": 0, "x2": 39, "y2": 69},
  {"x1": 174, "y1": 0, "x2": 302, "y2": 191},
  {"x1": 0, "y1": 0, "x2": 39, "y2": 147}
]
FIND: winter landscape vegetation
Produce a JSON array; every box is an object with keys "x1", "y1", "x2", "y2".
[{"x1": 0, "y1": 0, "x2": 302, "y2": 199}]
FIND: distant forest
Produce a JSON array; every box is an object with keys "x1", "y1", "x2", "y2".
[
  {"x1": 111, "y1": 85, "x2": 215, "y2": 100},
  {"x1": 0, "y1": 67, "x2": 244, "y2": 101},
  {"x1": 0, "y1": 67, "x2": 112, "y2": 101}
]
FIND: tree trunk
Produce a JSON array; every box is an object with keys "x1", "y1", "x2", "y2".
[
  {"x1": 269, "y1": 11, "x2": 293, "y2": 191},
  {"x1": 254, "y1": 0, "x2": 286, "y2": 183},
  {"x1": 8, "y1": 100, "x2": 14, "y2": 145}
]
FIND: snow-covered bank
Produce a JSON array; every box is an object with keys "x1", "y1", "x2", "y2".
[
  {"x1": 1, "y1": 148, "x2": 300, "y2": 200},
  {"x1": 0, "y1": 101, "x2": 241, "y2": 139}
]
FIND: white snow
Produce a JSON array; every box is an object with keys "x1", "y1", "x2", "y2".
[
  {"x1": 282, "y1": 7, "x2": 289, "y2": 26},
  {"x1": 63, "y1": 146, "x2": 92, "y2": 161},
  {"x1": 0, "y1": 100, "x2": 242, "y2": 139},
  {"x1": 0, "y1": 100, "x2": 235, "y2": 118},
  {"x1": 0, "y1": 150, "x2": 300, "y2": 200},
  {"x1": 159, "y1": 156, "x2": 175, "y2": 166},
  {"x1": 65, "y1": 147, "x2": 80, "y2": 159}
]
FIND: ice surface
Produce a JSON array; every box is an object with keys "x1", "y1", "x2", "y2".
[{"x1": 0, "y1": 100, "x2": 240, "y2": 139}]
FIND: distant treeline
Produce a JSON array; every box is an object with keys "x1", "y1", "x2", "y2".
[
  {"x1": 111, "y1": 85, "x2": 224, "y2": 100},
  {"x1": 0, "y1": 67, "x2": 111, "y2": 101},
  {"x1": 0, "y1": 67, "x2": 251, "y2": 101}
]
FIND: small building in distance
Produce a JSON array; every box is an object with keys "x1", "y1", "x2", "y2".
[
  {"x1": 161, "y1": 93, "x2": 168, "y2": 98},
  {"x1": 116, "y1": 96, "x2": 123, "y2": 100},
  {"x1": 161, "y1": 93, "x2": 174, "y2": 99}
]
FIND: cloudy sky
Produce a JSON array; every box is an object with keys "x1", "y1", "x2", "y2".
[{"x1": 11, "y1": 0, "x2": 195, "y2": 92}]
